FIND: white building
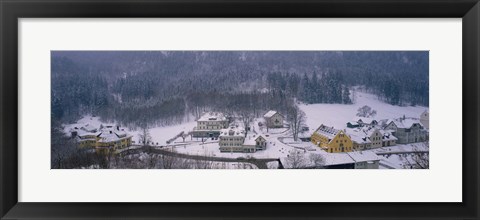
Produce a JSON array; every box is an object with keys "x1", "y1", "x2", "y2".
[
  {"x1": 243, "y1": 134, "x2": 267, "y2": 152},
  {"x1": 192, "y1": 112, "x2": 229, "y2": 138},
  {"x1": 219, "y1": 127, "x2": 267, "y2": 153},
  {"x1": 346, "y1": 151, "x2": 381, "y2": 169},
  {"x1": 263, "y1": 110, "x2": 283, "y2": 128},
  {"x1": 384, "y1": 117, "x2": 428, "y2": 144}
]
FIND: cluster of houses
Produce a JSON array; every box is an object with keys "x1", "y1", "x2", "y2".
[
  {"x1": 192, "y1": 112, "x2": 275, "y2": 153},
  {"x1": 69, "y1": 124, "x2": 133, "y2": 154},
  {"x1": 310, "y1": 110, "x2": 429, "y2": 153},
  {"x1": 193, "y1": 109, "x2": 429, "y2": 156}
]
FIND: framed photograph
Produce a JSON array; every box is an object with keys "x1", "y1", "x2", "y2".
[{"x1": 1, "y1": 0, "x2": 479, "y2": 219}]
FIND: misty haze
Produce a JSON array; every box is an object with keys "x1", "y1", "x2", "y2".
[{"x1": 51, "y1": 51, "x2": 429, "y2": 169}]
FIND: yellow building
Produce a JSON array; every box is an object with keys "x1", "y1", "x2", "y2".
[
  {"x1": 71, "y1": 125, "x2": 132, "y2": 154},
  {"x1": 95, "y1": 129, "x2": 132, "y2": 154},
  {"x1": 311, "y1": 124, "x2": 353, "y2": 153}
]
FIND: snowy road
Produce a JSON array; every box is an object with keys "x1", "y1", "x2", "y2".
[{"x1": 121, "y1": 145, "x2": 280, "y2": 169}]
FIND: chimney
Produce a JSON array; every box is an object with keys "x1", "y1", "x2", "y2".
[
  {"x1": 117, "y1": 126, "x2": 120, "y2": 130},
  {"x1": 109, "y1": 131, "x2": 112, "y2": 134}
]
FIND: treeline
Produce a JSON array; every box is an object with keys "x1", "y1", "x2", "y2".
[
  {"x1": 51, "y1": 57, "x2": 110, "y2": 122},
  {"x1": 186, "y1": 90, "x2": 295, "y2": 120},
  {"x1": 51, "y1": 51, "x2": 428, "y2": 128}
]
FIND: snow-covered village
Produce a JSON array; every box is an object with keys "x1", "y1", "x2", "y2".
[{"x1": 51, "y1": 51, "x2": 429, "y2": 169}]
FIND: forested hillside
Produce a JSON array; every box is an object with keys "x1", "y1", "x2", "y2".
[{"x1": 51, "y1": 51, "x2": 428, "y2": 128}]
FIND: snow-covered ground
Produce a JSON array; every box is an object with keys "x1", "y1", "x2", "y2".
[
  {"x1": 63, "y1": 115, "x2": 197, "y2": 146},
  {"x1": 62, "y1": 90, "x2": 428, "y2": 169},
  {"x1": 299, "y1": 91, "x2": 428, "y2": 134},
  {"x1": 130, "y1": 121, "x2": 197, "y2": 146}
]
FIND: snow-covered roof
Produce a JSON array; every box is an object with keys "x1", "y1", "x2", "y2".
[
  {"x1": 243, "y1": 135, "x2": 265, "y2": 145},
  {"x1": 219, "y1": 127, "x2": 245, "y2": 137},
  {"x1": 388, "y1": 117, "x2": 423, "y2": 129},
  {"x1": 347, "y1": 151, "x2": 380, "y2": 162},
  {"x1": 314, "y1": 124, "x2": 341, "y2": 139},
  {"x1": 346, "y1": 128, "x2": 372, "y2": 144},
  {"x1": 198, "y1": 112, "x2": 227, "y2": 122},
  {"x1": 81, "y1": 124, "x2": 97, "y2": 132},
  {"x1": 263, "y1": 110, "x2": 280, "y2": 118},
  {"x1": 70, "y1": 126, "x2": 100, "y2": 138},
  {"x1": 323, "y1": 153, "x2": 356, "y2": 166},
  {"x1": 378, "y1": 119, "x2": 390, "y2": 127},
  {"x1": 379, "y1": 130, "x2": 398, "y2": 141},
  {"x1": 97, "y1": 130, "x2": 132, "y2": 143},
  {"x1": 354, "y1": 117, "x2": 378, "y2": 124}
]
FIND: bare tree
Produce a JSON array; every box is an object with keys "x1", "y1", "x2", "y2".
[
  {"x1": 138, "y1": 126, "x2": 152, "y2": 146},
  {"x1": 404, "y1": 142, "x2": 429, "y2": 169},
  {"x1": 356, "y1": 105, "x2": 377, "y2": 118},
  {"x1": 146, "y1": 154, "x2": 159, "y2": 169},
  {"x1": 193, "y1": 159, "x2": 215, "y2": 169},
  {"x1": 175, "y1": 158, "x2": 193, "y2": 169},
  {"x1": 351, "y1": 88, "x2": 357, "y2": 103},
  {"x1": 239, "y1": 111, "x2": 253, "y2": 136},
  {"x1": 309, "y1": 154, "x2": 325, "y2": 168},
  {"x1": 51, "y1": 127, "x2": 78, "y2": 168},
  {"x1": 285, "y1": 150, "x2": 307, "y2": 169},
  {"x1": 158, "y1": 149, "x2": 179, "y2": 169},
  {"x1": 287, "y1": 105, "x2": 306, "y2": 141},
  {"x1": 193, "y1": 150, "x2": 215, "y2": 169}
]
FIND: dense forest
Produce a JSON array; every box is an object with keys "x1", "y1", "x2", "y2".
[{"x1": 51, "y1": 51, "x2": 428, "y2": 128}]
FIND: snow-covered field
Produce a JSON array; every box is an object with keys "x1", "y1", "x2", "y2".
[
  {"x1": 130, "y1": 121, "x2": 197, "y2": 145},
  {"x1": 299, "y1": 91, "x2": 428, "y2": 134},
  {"x1": 62, "y1": 91, "x2": 428, "y2": 168}
]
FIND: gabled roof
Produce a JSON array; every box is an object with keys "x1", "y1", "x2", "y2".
[
  {"x1": 314, "y1": 124, "x2": 341, "y2": 139},
  {"x1": 379, "y1": 130, "x2": 398, "y2": 141},
  {"x1": 345, "y1": 127, "x2": 380, "y2": 144},
  {"x1": 264, "y1": 110, "x2": 282, "y2": 118},
  {"x1": 347, "y1": 151, "x2": 381, "y2": 162},
  {"x1": 387, "y1": 117, "x2": 424, "y2": 129},
  {"x1": 354, "y1": 117, "x2": 378, "y2": 124},
  {"x1": 243, "y1": 134, "x2": 265, "y2": 146}
]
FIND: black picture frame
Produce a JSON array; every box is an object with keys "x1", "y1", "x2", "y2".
[{"x1": 1, "y1": 0, "x2": 479, "y2": 219}]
